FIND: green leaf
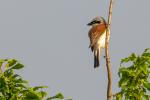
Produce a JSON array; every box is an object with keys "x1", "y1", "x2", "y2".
[
  {"x1": 11, "y1": 63, "x2": 24, "y2": 69},
  {"x1": 129, "y1": 53, "x2": 137, "y2": 61},
  {"x1": 116, "y1": 92, "x2": 123, "y2": 100},
  {"x1": 121, "y1": 53, "x2": 137, "y2": 64},
  {"x1": 16, "y1": 83, "x2": 28, "y2": 89},
  {"x1": 0, "y1": 59, "x2": 4, "y2": 67},
  {"x1": 121, "y1": 58, "x2": 130, "y2": 63},
  {"x1": 33, "y1": 86, "x2": 48, "y2": 91},
  {"x1": 118, "y1": 67, "x2": 130, "y2": 77},
  {"x1": 140, "y1": 64, "x2": 148, "y2": 75},
  {"x1": 0, "y1": 78, "x2": 6, "y2": 88},
  {"x1": 40, "y1": 91, "x2": 47, "y2": 98},
  {"x1": 144, "y1": 48, "x2": 150, "y2": 53},
  {"x1": 14, "y1": 78, "x2": 28, "y2": 84},
  {"x1": 47, "y1": 93, "x2": 64, "y2": 99},
  {"x1": 12, "y1": 74, "x2": 21, "y2": 79},
  {"x1": 4, "y1": 69, "x2": 14, "y2": 77},
  {"x1": 7, "y1": 59, "x2": 17, "y2": 67},
  {"x1": 0, "y1": 96, "x2": 6, "y2": 100},
  {"x1": 142, "y1": 48, "x2": 150, "y2": 57},
  {"x1": 144, "y1": 82, "x2": 150, "y2": 91},
  {"x1": 24, "y1": 92, "x2": 40, "y2": 100},
  {"x1": 4, "y1": 63, "x2": 9, "y2": 68},
  {"x1": 119, "y1": 77, "x2": 129, "y2": 87}
]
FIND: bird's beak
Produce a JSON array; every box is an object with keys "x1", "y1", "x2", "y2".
[{"x1": 87, "y1": 22, "x2": 92, "y2": 26}]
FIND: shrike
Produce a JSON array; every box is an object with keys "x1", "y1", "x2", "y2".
[{"x1": 87, "y1": 16, "x2": 109, "y2": 68}]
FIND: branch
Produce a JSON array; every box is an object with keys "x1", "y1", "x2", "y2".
[{"x1": 105, "y1": 0, "x2": 115, "y2": 100}]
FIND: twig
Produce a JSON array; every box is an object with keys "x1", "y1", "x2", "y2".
[{"x1": 105, "y1": 0, "x2": 115, "y2": 100}]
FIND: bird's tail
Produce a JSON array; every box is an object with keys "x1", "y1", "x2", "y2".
[{"x1": 94, "y1": 49, "x2": 100, "y2": 68}]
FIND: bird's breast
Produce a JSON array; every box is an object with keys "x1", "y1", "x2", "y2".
[{"x1": 97, "y1": 30, "x2": 110, "y2": 48}]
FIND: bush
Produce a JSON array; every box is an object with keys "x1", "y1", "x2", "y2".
[
  {"x1": 0, "y1": 59, "x2": 66, "y2": 100},
  {"x1": 115, "y1": 48, "x2": 150, "y2": 100}
]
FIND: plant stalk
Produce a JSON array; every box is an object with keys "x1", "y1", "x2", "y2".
[{"x1": 105, "y1": 0, "x2": 114, "y2": 100}]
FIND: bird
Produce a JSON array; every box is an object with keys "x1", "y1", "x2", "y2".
[{"x1": 87, "y1": 16, "x2": 109, "y2": 68}]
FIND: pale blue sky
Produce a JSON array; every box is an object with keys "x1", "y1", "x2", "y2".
[{"x1": 0, "y1": 0, "x2": 150, "y2": 100}]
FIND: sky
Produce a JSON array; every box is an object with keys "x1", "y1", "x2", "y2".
[{"x1": 0, "y1": 0, "x2": 150, "y2": 100}]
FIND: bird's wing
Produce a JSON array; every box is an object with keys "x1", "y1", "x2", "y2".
[{"x1": 88, "y1": 24, "x2": 106, "y2": 50}]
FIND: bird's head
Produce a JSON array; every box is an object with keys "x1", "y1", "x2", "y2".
[{"x1": 87, "y1": 16, "x2": 106, "y2": 26}]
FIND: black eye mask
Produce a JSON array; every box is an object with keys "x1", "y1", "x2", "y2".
[
  {"x1": 91, "y1": 20, "x2": 100, "y2": 24},
  {"x1": 87, "y1": 20, "x2": 101, "y2": 26}
]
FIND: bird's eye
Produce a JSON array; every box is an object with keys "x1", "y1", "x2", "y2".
[
  {"x1": 96, "y1": 21, "x2": 100, "y2": 23},
  {"x1": 92, "y1": 21, "x2": 100, "y2": 24}
]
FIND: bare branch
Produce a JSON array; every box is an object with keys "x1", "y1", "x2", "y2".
[{"x1": 105, "y1": 0, "x2": 115, "y2": 100}]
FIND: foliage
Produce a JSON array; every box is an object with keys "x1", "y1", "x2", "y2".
[
  {"x1": 0, "y1": 59, "x2": 68, "y2": 100},
  {"x1": 115, "y1": 48, "x2": 150, "y2": 100}
]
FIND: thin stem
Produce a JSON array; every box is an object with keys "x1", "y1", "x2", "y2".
[{"x1": 105, "y1": 0, "x2": 114, "y2": 100}]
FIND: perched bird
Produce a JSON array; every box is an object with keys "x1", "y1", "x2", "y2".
[{"x1": 87, "y1": 16, "x2": 109, "y2": 68}]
